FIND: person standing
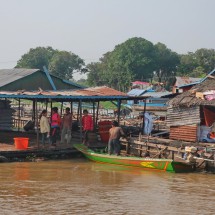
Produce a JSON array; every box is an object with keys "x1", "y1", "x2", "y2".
[
  {"x1": 50, "y1": 107, "x2": 61, "y2": 146},
  {"x1": 82, "y1": 109, "x2": 93, "y2": 145},
  {"x1": 61, "y1": 107, "x2": 72, "y2": 145},
  {"x1": 108, "y1": 120, "x2": 126, "y2": 155},
  {"x1": 39, "y1": 109, "x2": 50, "y2": 147}
]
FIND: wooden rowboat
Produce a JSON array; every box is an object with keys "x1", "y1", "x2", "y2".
[{"x1": 74, "y1": 144, "x2": 194, "y2": 173}]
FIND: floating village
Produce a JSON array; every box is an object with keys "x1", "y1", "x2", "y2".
[{"x1": 0, "y1": 68, "x2": 215, "y2": 173}]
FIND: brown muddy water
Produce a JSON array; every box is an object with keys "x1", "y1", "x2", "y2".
[{"x1": 0, "y1": 159, "x2": 214, "y2": 215}]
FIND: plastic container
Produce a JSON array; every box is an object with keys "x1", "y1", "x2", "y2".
[{"x1": 14, "y1": 137, "x2": 29, "y2": 150}]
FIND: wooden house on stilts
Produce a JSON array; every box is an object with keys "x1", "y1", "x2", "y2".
[{"x1": 167, "y1": 69, "x2": 215, "y2": 142}]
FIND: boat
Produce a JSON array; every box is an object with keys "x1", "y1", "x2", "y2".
[{"x1": 74, "y1": 144, "x2": 194, "y2": 173}]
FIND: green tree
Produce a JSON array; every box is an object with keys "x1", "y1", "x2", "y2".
[
  {"x1": 177, "y1": 49, "x2": 215, "y2": 77},
  {"x1": 177, "y1": 52, "x2": 198, "y2": 76},
  {"x1": 49, "y1": 51, "x2": 84, "y2": 79},
  {"x1": 195, "y1": 48, "x2": 215, "y2": 72},
  {"x1": 154, "y1": 43, "x2": 180, "y2": 83},
  {"x1": 88, "y1": 37, "x2": 157, "y2": 91},
  {"x1": 16, "y1": 47, "x2": 85, "y2": 80},
  {"x1": 16, "y1": 46, "x2": 57, "y2": 70},
  {"x1": 86, "y1": 62, "x2": 105, "y2": 86},
  {"x1": 75, "y1": 78, "x2": 89, "y2": 87}
]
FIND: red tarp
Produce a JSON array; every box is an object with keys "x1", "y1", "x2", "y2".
[{"x1": 203, "y1": 107, "x2": 215, "y2": 126}]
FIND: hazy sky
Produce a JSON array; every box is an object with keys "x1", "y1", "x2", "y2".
[{"x1": 0, "y1": 0, "x2": 215, "y2": 79}]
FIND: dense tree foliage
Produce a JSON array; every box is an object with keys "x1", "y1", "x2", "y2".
[
  {"x1": 16, "y1": 47, "x2": 84, "y2": 80},
  {"x1": 177, "y1": 48, "x2": 215, "y2": 77},
  {"x1": 15, "y1": 39, "x2": 215, "y2": 91},
  {"x1": 84, "y1": 38, "x2": 180, "y2": 91},
  {"x1": 49, "y1": 51, "x2": 84, "y2": 79},
  {"x1": 16, "y1": 47, "x2": 57, "y2": 70},
  {"x1": 154, "y1": 43, "x2": 180, "y2": 83}
]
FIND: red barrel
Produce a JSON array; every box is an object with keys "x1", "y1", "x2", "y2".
[{"x1": 98, "y1": 121, "x2": 112, "y2": 143}]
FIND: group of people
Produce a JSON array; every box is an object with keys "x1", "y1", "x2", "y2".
[
  {"x1": 39, "y1": 106, "x2": 126, "y2": 154},
  {"x1": 39, "y1": 108, "x2": 94, "y2": 147},
  {"x1": 39, "y1": 107, "x2": 72, "y2": 147}
]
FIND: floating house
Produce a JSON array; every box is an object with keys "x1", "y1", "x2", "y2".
[
  {"x1": 172, "y1": 76, "x2": 201, "y2": 93},
  {"x1": 0, "y1": 68, "x2": 83, "y2": 130},
  {"x1": 167, "y1": 69, "x2": 215, "y2": 142},
  {"x1": 0, "y1": 68, "x2": 83, "y2": 91}
]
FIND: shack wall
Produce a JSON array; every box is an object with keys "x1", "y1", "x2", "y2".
[
  {"x1": 167, "y1": 106, "x2": 200, "y2": 142},
  {"x1": 169, "y1": 125, "x2": 198, "y2": 142},
  {"x1": 166, "y1": 106, "x2": 200, "y2": 127}
]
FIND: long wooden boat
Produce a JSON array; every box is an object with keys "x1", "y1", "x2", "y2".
[{"x1": 74, "y1": 144, "x2": 194, "y2": 173}]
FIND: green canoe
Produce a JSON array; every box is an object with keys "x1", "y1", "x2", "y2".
[{"x1": 74, "y1": 144, "x2": 194, "y2": 173}]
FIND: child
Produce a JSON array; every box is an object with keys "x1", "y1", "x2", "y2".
[{"x1": 50, "y1": 107, "x2": 61, "y2": 146}]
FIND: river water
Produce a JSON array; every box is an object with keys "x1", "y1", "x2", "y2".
[{"x1": 0, "y1": 159, "x2": 214, "y2": 215}]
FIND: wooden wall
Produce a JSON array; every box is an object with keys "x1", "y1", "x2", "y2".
[
  {"x1": 166, "y1": 106, "x2": 200, "y2": 127},
  {"x1": 167, "y1": 106, "x2": 200, "y2": 142}
]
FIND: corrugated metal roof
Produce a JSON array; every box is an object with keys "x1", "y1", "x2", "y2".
[
  {"x1": 175, "y1": 76, "x2": 201, "y2": 88},
  {"x1": 142, "y1": 91, "x2": 172, "y2": 98},
  {"x1": 0, "y1": 86, "x2": 132, "y2": 101},
  {"x1": 178, "y1": 69, "x2": 215, "y2": 88},
  {"x1": 0, "y1": 68, "x2": 84, "y2": 89},
  {"x1": 0, "y1": 68, "x2": 39, "y2": 87},
  {"x1": 127, "y1": 89, "x2": 146, "y2": 96}
]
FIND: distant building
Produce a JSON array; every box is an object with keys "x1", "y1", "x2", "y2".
[
  {"x1": 131, "y1": 81, "x2": 151, "y2": 90},
  {"x1": 172, "y1": 76, "x2": 201, "y2": 93},
  {"x1": 0, "y1": 68, "x2": 83, "y2": 91}
]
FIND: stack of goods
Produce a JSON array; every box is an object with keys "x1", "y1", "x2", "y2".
[
  {"x1": 98, "y1": 120, "x2": 112, "y2": 143},
  {"x1": 0, "y1": 99, "x2": 15, "y2": 131}
]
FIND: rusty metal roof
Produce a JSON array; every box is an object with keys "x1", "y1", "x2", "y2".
[
  {"x1": 175, "y1": 76, "x2": 201, "y2": 87},
  {"x1": 0, "y1": 86, "x2": 137, "y2": 101}
]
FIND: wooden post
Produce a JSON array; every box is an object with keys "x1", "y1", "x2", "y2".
[
  {"x1": 93, "y1": 101, "x2": 95, "y2": 131},
  {"x1": 96, "y1": 101, "x2": 100, "y2": 126},
  {"x1": 142, "y1": 99, "x2": 147, "y2": 134},
  {"x1": 79, "y1": 100, "x2": 83, "y2": 142},
  {"x1": 139, "y1": 144, "x2": 143, "y2": 157},
  {"x1": 35, "y1": 99, "x2": 39, "y2": 148},
  {"x1": 60, "y1": 102, "x2": 63, "y2": 116},
  {"x1": 70, "y1": 102, "x2": 73, "y2": 115},
  {"x1": 117, "y1": 99, "x2": 121, "y2": 125},
  {"x1": 18, "y1": 99, "x2": 21, "y2": 132},
  {"x1": 126, "y1": 141, "x2": 130, "y2": 155},
  {"x1": 171, "y1": 151, "x2": 175, "y2": 160},
  {"x1": 45, "y1": 100, "x2": 48, "y2": 111},
  {"x1": 77, "y1": 101, "x2": 80, "y2": 121},
  {"x1": 32, "y1": 100, "x2": 36, "y2": 122}
]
